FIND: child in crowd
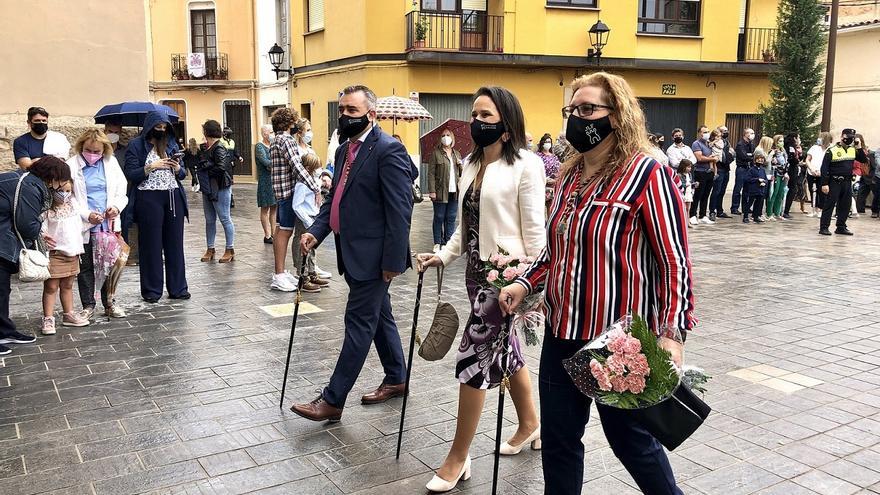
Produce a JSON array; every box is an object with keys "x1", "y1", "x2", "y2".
[
  {"x1": 41, "y1": 180, "x2": 89, "y2": 334},
  {"x1": 291, "y1": 153, "x2": 328, "y2": 293},
  {"x1": 709, "y1": 129, "x2": 725, "y2": 164},
  {"x1": 744, "y1": 150, "x2": 769, "y2": 224},
  {"x1": 677, "y1": 159, "x2": 695, "y2": 227}
]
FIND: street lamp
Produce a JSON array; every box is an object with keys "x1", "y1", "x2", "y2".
[
  {"x1": 587, "y1": 20, "x2": 610, "y2": 63},
  {"x1": 268, "y1": 43, "x2": 293, "y2": 79}
]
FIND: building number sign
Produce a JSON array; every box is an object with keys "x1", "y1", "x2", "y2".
[{"x1": 661, "y1": 84, "x2": 677, "y2": 96}]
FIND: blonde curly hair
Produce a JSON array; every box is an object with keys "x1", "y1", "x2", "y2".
[
  {"x1": 560, "y1": 72, "x2": 650, "y2": 184},
  {"x1": 73, "y1": 128, "x2": 114, "y2": 158}
]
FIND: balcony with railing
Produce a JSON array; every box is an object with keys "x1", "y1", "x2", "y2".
[
  {"x1": 405, "y1": 11, "x2": 503, "y2": 53},
  {"x1": 171, "y1": 53, "x2": 229, "y2": 80},
  {"x1": 737, "y1": 28, "x2": 778, "y2": 63}
]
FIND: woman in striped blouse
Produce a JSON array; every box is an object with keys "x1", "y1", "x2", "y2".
[{"x1": 501, "y1": 72, "x2": 696, "y2": 495}]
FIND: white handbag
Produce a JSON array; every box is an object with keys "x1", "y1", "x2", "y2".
[{"x1": 12, "y1": 173, "x2": 50, "y2": 283}]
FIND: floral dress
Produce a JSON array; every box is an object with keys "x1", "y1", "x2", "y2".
[{"x1": 456, "y1": 185, "x2": 525, "y2": 390}]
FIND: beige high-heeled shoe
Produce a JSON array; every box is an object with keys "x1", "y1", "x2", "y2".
[
  {"x1": 499, "y1": 426, "x2": 541, "y2": 455},
  {"x1": 425, "y1": 456, "x2": 471, "y2": 493}
]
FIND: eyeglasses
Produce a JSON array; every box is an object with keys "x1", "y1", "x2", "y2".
[{"x1": 562, "y1": 103, "x2": 614, "y2": 119}]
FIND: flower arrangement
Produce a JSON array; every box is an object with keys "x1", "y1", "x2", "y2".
[
  {"x1": 563, "y1": 315, "x2": 712, "y2": 450},
  {"x1": 484, "y1": 247, "x2": 542, "y2": 346},
  {"x1": 564, "y1": 315, "x2": 710, "y2": 409}
]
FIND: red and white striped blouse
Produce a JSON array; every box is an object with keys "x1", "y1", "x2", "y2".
[{"x1": 516, "y1": 152, "x2": 697, "y2": 341}]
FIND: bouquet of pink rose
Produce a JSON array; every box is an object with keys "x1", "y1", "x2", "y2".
[
  {"x1": 484, "y1": 247, "x2": 543, "y2": 346},
  {"x1": 562, "y1": 315, "x2": 711, "y2": 450}
]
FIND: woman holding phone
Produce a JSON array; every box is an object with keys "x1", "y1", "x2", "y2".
[{"x1": 123, "y1": 110, "x2": 190, "y2": 303}]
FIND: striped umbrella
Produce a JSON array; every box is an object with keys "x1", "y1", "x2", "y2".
[{"x1": 375, "y1": 96, "x2": 433, "y2": 123}]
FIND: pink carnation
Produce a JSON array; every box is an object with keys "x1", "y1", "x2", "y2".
[
  {"x1": 610, "y1": 375, "x2": 628, "y2": 393},
  {"x1": 487, "y1": 270, "x2": 499, "y2": 283},
  {"x1": 590, "y1": 359, "x2": 613, "y2": 391},
  {"x1": 626, "y1": 375, "x2": 647, "y2": 394},
  {"x1": 489, "y1": 253, "x2": 501, "y2": 264},
  {"x1": 607, "y1": 335, "x2": 628, "y2": 354},
  {"x1": 622, "y1": 336, "x2": 642, "y2": 355},
  {"x1": 605, "y1": 354, "x2": 626, "y2": 375},
  {"x1": 502, "y1": 267, "x2": 518, "y2": 281},
  {"x1": 626, "y1": 353, "x2": 650, "y2": 376},
  {"x1": 515, "y1": 263, "x2": 529, "y2": 276}
]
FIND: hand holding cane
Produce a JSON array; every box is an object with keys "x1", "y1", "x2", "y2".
[
  {"x1": 279, "y1": 254, "x2": 309, "y2": 408},
  {"x1": 395, "y1": 258, "x2": 426, "y2": 459}
]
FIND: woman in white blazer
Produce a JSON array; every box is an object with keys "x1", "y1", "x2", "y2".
[
  {"x1": 67, "y1": 129, "x2": 129, "y2": 320},
  {"x1": 418, "y1": 87, "x2": 546, "y2": 493}
]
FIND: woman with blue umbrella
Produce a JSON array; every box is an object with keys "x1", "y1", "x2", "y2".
[{"x1": 123, "y1": 110, "x2": 189, "y2": 303}]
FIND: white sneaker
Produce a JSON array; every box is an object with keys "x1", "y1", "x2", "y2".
[
  {"x1": 271, "y1": 272, "x2": 297, "y2": 292},
  {"x1": 699, "y1": 217, "x2": 714, "y2": 225},
  {"x1": 314, "y1": 266, "x2": 332, "y2": 280},
  {"x1": 689, "y1": 216, "x2": 699, "y2": 226},
  {"x1": 433, "y1": 244, "x2": 440, "y2": 253},
  {"x1": 282, "y1": 270, "x2": 299, "y2": 285}
]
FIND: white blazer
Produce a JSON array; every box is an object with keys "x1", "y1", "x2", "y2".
[
  {"x1": 66, "y1": 153, "x2": 129, "y2": 243},
  {"x1": 438, "y1": 150, "x2": 546, "y2": 266}
]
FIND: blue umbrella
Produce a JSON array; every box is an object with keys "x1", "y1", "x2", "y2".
[{"x1": 94, "y1": 102, "x2": 179, "y2": 127}]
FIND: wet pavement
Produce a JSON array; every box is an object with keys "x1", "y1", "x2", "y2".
[{"x1": 2, "y1": 184, "x2": 880, "y2": 494}]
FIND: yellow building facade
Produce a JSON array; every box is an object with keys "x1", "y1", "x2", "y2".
[
  {"x1": 287, "y1": 0, "x2": 781, "y2": 167},
  {"x1": 148, "y1": 0, "x2": 262, "y2": 181}
]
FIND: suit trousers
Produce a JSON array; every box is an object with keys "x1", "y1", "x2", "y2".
[
  {"x1": 820, "y1": 178, "x2": 852, "y2": 231},
  {"x1": 322, "y1": 275, "x2": 406, "y2": 408},
  {"x1": 731, "y1": 166, "x2": 748, "y2": 213},
  {"x1": 136, "y1": 190, "x2": 188, "y2": 300},
  {"x1": 540, "y1": 334, "x2": 682, "y2": 495}
]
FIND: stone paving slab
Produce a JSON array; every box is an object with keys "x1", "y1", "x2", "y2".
[{"x1": 1, "y1": 185, "x2": 879, "y2": 493}]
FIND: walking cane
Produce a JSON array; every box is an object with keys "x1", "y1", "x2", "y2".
[
  {"x1": 279, "y1": 254, "x2": 309, "y2": 408},
  {"x1": 395, "y1": 266, "x2": 425, "y2": 459},
  {"x1": 491, "y1": 315, "x2": 513, "y2": 495}
]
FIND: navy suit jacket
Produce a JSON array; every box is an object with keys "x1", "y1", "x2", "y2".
[{"x1": 309, "y1": 126, "x2": 416, "y2": 281}]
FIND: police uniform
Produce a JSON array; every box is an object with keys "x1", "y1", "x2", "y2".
[{"x1": 819, "y1": 128, "x2": 868, "y2": 235}]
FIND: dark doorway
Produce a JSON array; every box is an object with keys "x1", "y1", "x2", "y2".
[
  {"x1": 725, "y1": 113, "x2": 764, "y2": 144},
  {"x1": 223, "y1": 100, "x2": 253, "y2": 176},
  {"x1": 640, "y1": 98, "x2": 700, "y2": 148}
]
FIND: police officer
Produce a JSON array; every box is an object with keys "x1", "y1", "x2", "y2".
[{"x1": 819, "y1": 128, "x2": 868, "y2": 236}]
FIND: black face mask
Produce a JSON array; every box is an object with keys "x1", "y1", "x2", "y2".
[
  {"x1": 722, "y1": 132, "x2": 729, "y2": 139},
  {"x1": 657, "y1": 139, "x2": 665, "y2": 147},
  {"x1": 339, "y1": 114, "x2": 371, "y2": 139},
  {"x1": 565, "y1": 115, "x2": 614, "y2": 153},
  {"x1": 673, "y1": 136, "x2": 683, "y2": 144},
  {"x1": 842, "y1": 136, "x2": 854, "y2": 146},
  {"x1": 31, "y1": 122, "x2": 48, "y2": 135},
  {"x1": 470, "y1": 119, "x2": 506, "y2": 148},
  {"x1": 149, "y1": 129, "x2": 166, "y2": 141}
]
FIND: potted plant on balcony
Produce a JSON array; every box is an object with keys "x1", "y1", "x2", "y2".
[
  {"x1": 762, "y1": 49, "x2": 775, "y2": 63},
  {"x1": 414, "y1": 14, "x2": 429, "y2": 49}
]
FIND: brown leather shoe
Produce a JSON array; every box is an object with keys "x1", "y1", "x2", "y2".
[
  {"x1": 361, "y1": 382, "x2": 406, "y2": 405},
  {"x1": 218, "y1": 248, "x2": 235, "y2": 263},
  {"x1": 310, "y1": 276, "x2": 329, "y2": 287},
  {"x1": 200, "y1": 248, "x2": 215, "y2": 262},
  {"x1": 290, "y1": 395, "x2": 342, "y2": 422}
]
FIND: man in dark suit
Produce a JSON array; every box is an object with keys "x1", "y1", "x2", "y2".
[{"x1": 292, "y1": 85, "x2": 416, "y2": 422}]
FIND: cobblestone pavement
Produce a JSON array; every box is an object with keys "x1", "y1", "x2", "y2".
[{"x1": 2, "y1": 184, "x2": 880, "y2": 494}]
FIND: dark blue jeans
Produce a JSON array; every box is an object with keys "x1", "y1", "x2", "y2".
[
  {"x1": 710, "y1": 169, "x2": 729, "y2": 215},
  {"x1": 323, "y1": 275, "x2": 406, "y2": 408},
  {"x1": 540, "y1": 334, "x2": 682, "y2": 495},
  {"x1": 731, "y1": 166, "x2": 748, "y2": 213},
  {"x1": 431, "y1": 193, "x2": 458, "y2": 245}
]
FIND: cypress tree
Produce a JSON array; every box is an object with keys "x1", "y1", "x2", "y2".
[{"x1": 759, "y1": 0, "x2": 827, "y2": 143}]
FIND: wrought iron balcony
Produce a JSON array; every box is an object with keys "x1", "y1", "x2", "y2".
[
  {"x1": 171, "y1": 52, "x2": 229, "y2": 80},
  {"x1": 737, "y1": 28, "x2": 778, "y2": 63},
  {"x1": 406, "y1": 11, "x2": 503, "y2": 53}
]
